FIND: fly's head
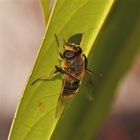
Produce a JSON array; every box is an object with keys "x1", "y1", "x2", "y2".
[{"x1": 63, "y1": 42, "x2": 82, "y2": 60}]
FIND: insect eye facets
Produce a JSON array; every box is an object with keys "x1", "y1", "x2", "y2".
[{"x1": 63, "y1": 50, "x2": 75, "y2": 59}]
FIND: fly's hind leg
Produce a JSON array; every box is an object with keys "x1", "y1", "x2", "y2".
[{"x1": 82, "y1": 54, "x2": 102, "y2": 77}]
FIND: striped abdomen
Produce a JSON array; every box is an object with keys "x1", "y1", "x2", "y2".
[{"x1": 62, "y1": 77, "x2": 81, "y2": 98}]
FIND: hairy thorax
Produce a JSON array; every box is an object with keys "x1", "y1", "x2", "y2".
[{"x1": 62, "y1": 55, "x2": 85, "y2": 80}]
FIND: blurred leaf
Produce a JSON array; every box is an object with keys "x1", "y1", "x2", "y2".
[
  {"x1": 52, "y1": 0, "x2": 140, "y2": 140},
  {"x1": 40, "y1": 0, "x2": 51, "y2": 25},
  {"x1": 8, "y1": 0, "x2": 114, "y2": 140}
]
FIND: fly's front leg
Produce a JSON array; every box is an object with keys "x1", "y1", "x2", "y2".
[{"x1": 55, "y1": 34, "x2": 63, "y2": 59}]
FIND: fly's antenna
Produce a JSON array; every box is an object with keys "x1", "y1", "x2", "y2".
[
  {"x1": 55, "y1": 34, "x2": 60, "y2": 48},
  {"x1": 61, "y1": 34, "x2": 66, "y2": 43}
]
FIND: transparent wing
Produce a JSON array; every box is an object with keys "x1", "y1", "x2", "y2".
[
  {"x1": 83, "y1": 71, "x2": 96, "y2": 101},
  {"x1": 55, "y1": 80, "x2": 67, "y2": 118}
]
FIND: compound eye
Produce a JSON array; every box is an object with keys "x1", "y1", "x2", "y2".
[{"x1": 63, "y1": 50, "x2": 75, "y2": 59}]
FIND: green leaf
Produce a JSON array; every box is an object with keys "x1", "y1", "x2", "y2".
[
  {"x1": 52, "y1": 0, "x2": 140, "y2": 140},
  {"x1": 8, "y1": 0, "x2": 114, "y2": 140}
]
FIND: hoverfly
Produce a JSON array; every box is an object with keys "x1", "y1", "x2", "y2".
[{"x1": 32, "y1": 34, "x2": 96, "y2": 116}]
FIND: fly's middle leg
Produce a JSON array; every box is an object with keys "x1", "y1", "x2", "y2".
[
  {"x1": 31, "y1": 65, "x2": 79, "y2": 85},
  {"x1": 31, "y1": 70, "x2": 59, "y2": 85},
  {"x1": 55, "y1": 65, "x2": 79, "y2": 81}
]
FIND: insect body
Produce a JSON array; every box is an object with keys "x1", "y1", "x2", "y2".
[
  {"x1": 60, "y1": 42, "x2": 86, "y2": 99},
  {"x1": 32, "y1": 34, "x2": 95, "y2": 114}
]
